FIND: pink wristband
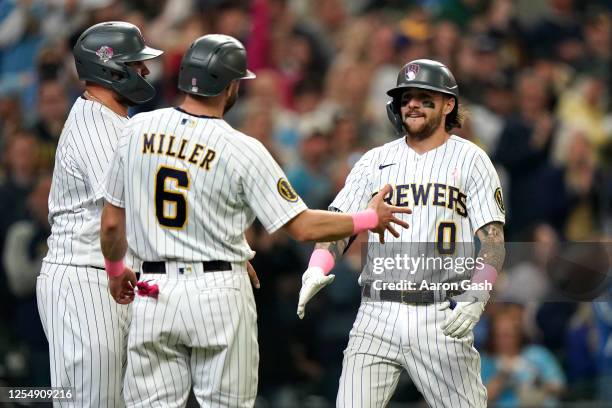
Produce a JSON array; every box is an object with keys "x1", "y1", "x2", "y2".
[
  {"x1": 105, "y1": 259, "x2": 125, "y2": 278},
  {"x1": 472, "y1": 263, "x2": 498, "y2": 286},
  {"x1": 308, "y1": 249, "x2": 335, "y2": 276},
  {"x1": 351, "y1": 209, "x2": 378, "y2": 234}
]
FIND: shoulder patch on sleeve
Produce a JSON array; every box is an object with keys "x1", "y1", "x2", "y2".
[
  {"x1": 494, "y1": 187, "x2": 505, "y2": 214},
  {"x1": 277, "y1": 178, "x2": 299, "y2": 202}
]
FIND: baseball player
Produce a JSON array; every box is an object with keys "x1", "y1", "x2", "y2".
[
  {"x1": 99, "y1": 34, "x2": 411, "y2": 407},
  {"x1": 36, "y1": 22, "x2": 162, "y2": 407},
  {"x1": 297, "y1": 59, "x2": 506, "y2": 407}
]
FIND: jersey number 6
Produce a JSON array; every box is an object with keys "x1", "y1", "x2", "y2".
[{"x1": 155, "y1": 166, "x2": 190, "y2": 229}]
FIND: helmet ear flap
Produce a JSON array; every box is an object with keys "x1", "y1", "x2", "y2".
[
  {"x1": 111, "y1": 64, "x2": 156, "y2": 104},
  {"x1": 386, "y1": 100, "x2": 405, "y2": 135}
]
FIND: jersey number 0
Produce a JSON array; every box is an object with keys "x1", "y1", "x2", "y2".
[{"x1": 155, "y1": 166, "x2": 190, "y2": 229}]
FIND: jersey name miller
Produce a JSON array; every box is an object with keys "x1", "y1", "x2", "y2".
[
  {"x1": 142, "y1": 132, "x2": 217, "y2": 170},
  {"x1": 381, "y1": 183, "x2": 467, "y2": 217}
]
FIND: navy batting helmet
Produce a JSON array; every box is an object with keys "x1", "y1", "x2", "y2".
[
  {"x1": 178, "y1": 34, "x2": 255, "y2": 97},
  {"x1": 386, "y1": 59, "x2": 459, "y2": 134},
  {"x1": 73, "y1": 21, "x2": 163, "y2": 104}
]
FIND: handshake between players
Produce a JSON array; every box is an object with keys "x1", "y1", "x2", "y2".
[{"x1": 105, "y1": 183, "x2": 411, "y2": 305}]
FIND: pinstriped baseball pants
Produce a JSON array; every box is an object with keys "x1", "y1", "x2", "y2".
[
  {"x1": 37, "y1": 262, "x2": 131, "y2": 408},
  {"x1": 337, "y1": 301, "x2": 486, "y2": 408},
  {"x1": 124, "y1": 263, "x2": 258, "y2": 408}
]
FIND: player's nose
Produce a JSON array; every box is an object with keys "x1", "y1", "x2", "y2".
[
  {"x1": 407, "y1": 97, "x2": 423, "y2": 108},
  {"x1": 401, "y1": 96, "x2": 422, "y2": 109}
]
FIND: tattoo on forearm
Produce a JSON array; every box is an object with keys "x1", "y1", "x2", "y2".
[
  {"x1": 317, "y1": 207, "x2": 353, "y2": 259},
  {"x1": 316, "y1": 237, "x2": 351, "y2": 260},
  {"x1": 476, "y1": 222, "x2": 505, "y2": 272}
]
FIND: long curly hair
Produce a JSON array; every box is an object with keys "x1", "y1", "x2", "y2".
[{"x1": 445, "y1": 98, "x2": 467, "y2": 132}]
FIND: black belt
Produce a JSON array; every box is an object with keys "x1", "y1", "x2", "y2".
[
  {"x1": 142, "y1": 261, "x2": 232, "y2": 274},
  {"x1": 361, "y1": 282, "x2": 463, "y2": 305},
  {"x1": 90, "y1": 265, "x2": 140, "y2": 280}
]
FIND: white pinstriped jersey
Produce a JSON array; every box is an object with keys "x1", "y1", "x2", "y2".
[
  {"x1": 331, "y1": 135, "x2": 505, "y2": 280},
  {"x1": 45, "y1": 97, "x2": 128, "y2": 268},
  {"x1": 103, "y1": 107, "x2": 307, "y2": 262}
]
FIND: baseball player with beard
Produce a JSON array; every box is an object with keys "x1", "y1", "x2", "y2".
[
  {"x1": 99, "y1": 34, "x2": 412, "y2": 407},
  {"x1": 36, "y1": 22, "x2": 162, "y2": 407},
  {"x1": 297, "y1": 59, "x2": 506, "y2": 407}
]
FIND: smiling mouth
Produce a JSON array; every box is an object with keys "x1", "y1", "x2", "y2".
[{"x1": 405, "y1": 113, "x2": 425, "y2": 119}]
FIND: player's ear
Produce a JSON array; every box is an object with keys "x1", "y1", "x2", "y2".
[
  {"x1": 443, "y1": 96, "x2": 455, "y2": 115},
  {"x1": 226, "y1": 80, "x2": 239, "y2": 96}
]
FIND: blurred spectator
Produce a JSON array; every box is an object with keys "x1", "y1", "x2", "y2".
[
  {"x1": 482, "y1": 0, "x2": 520, "y2": 40},
  {"x1": 322, "y1": 59, "x2": 374, "y2": 133},
  {"x1": 247, "y1": 0, "x2": 330, "y2": 102},
  {"x1": 36, "y1": 45, "x2": 67, "y2": 82},
  {"x1": 582, "y1": 9, "x2": 611, "y2": 64},
  {"x1": 396, "y1": 8, "x2": 432, "y2": 65},
  {"x1": 0, "y1": 0, "x2": 45, "y2": 108},
  {"x1": 237, "y1": 69, "x2": 302, "y2": 165},
  {"x1": 31, "y1": 79, "x2": 69, "y2": 169},
  {"x1": 481, "y1": 308, "x2": 566, "y2": 407},
  {"x1": 208, "y1": 1, "x2": 250, "y2": 41},
  {"x1": 556, "y1": 73, "x2": 609, "y2": 153},
  {"x1": 527, "y1": 0, "x2": 585, "y2": 67},
  {"x1": 328, "y1": 112, "x2": 360, "y2": 162},
  {"x1": 467, "y1": 72, "x2": 515, "y2": 153},
  {"x1": 287, "y1": 118, "x2": 332, "y2": 209},
  {"x1": 2, "y1": 172, "x2": 53, "y2": 388},
  {"x1": 292, "y1": 77, "x2": 324, "y2": 115},
  {"x1": 431, "y1": 20, "x2": 461, "y2": 67},
  {"x1": 240, "y1": 101, "x2": 284, "y2": 165},
  {"x1": 493, "y1": 71, "x2": 557, "y2": 239},
  {"x1": 434, "y1": 0, "x2": 489, "y2": 29},
  {"x1": 0, "y1": 92, "x2": 23, "y2": 146},
  {"x1": 540, "y1": 130, "x2": 602, "y2": 239},
  {"x1": 460, "y1": 34, "x2": 504, "y2": 104},
  {"x1": 593, "y1": 292, "x2": 612, "y2": 403},
  {"x1": 580, "y1": 10, "x2": 611, "y2": 104},
  {"x1": 496, "y1": 223, "x2": 556, "y2": 304},
  {"x1": 0, "y1": 132, "x2": 41, "y2": 240},
  {"x1": 3, "y1": 174, "x2": 51, "y2": 298},
  {"x1": 531, "y1": 49, "x2": 574, "y2": 103},
  {"x1": 563, "y1": 303, "x2": 598, "y2": 401},
  {"x1": 365, "y1": 22, "x2": 401, "y2": 135},
  {"x1": 0, "y1": 133, "x2": 41, "y2": 323},
  {"x1": 304, "y1": 0, "x2": 347, "y2": 59}
]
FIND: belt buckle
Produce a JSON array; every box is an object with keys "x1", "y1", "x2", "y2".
[{"x1": 400, "y1": 290, "x2": 410, "y2": 305}]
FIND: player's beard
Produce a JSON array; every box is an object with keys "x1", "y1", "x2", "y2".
[{"x1": 403, "y1": 109, "x2": 444, "y2": 140}]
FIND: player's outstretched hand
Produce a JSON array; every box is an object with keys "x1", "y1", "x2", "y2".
[
  {"x1": 438, "y1": 297, "x2": 486, "y2": 339},
  {"x1": 109, "y1": 267, "x2": 137, "y2": 305},
  {"x1": 247, "y1": 261, "x2": 260, "y2": 289},
  {"x1": 297, "y1": 266, "x2": 335, "y2": 319},
  {"x1": 368, "y1": 184, "x2": 412, "y2": 243}
]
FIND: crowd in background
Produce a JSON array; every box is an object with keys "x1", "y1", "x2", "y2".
[{"x1": 1, "y1": 0, "x2": 612, "y2": 406}]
